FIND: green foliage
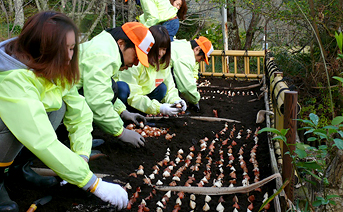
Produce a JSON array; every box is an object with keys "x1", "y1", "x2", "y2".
[
  {"x1": 272, "y1": 49, "x2": 312, "y2": 77},
  {"x1": 259, "y1": 113, "x2": 343, "y2": 210},
  {"x1": 334, "y1": 32, "x2": 343, "y2": 59},
  {"x1": 200, "y1": 23, "x2": 223, "y2": 50},
  {"x1": 177, "y1": 14, "x2": 203, "y2": 40},
  {"x1": 9, "y1": 24, "x2": 22, "y2": 35}
]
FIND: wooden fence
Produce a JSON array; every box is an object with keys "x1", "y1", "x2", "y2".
[{"x1": 199, "y1": 50, "x2": 265, "y2": 79}]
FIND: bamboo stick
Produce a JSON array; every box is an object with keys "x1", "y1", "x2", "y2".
[
  {"x1": 198, "y1": 82, "x2": 262, "y2": 90},
  {"x1": 145, "y1": 116, "x2": 240, "y2": 123},
  {"x1": 190, "y1": 116, "x2": 240, "y2": 123},
  {"x1": 154, "y1": 173, "x2": 281, "y2": 195}
]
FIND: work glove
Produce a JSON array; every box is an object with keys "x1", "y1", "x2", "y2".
[
  {"x1": 160, "y1": 103, "x2": 181, "y2": 116},
  {"x1": 91, "y1": 178, "x2": 128, "y2": 210},
  {"x1": 120, "y1": 110, "x2": 146, "y2": 125},
  {"x1": 118, "y1": 128, "x2": 145, "y2": 147},
  {"x1": 189, "y1": 102, "x2": 201, "y2": 113},
  {"x1": 174, "y1": 99, "x2": 187, "y2": 111}
]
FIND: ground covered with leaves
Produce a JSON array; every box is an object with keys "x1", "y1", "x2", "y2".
[{"x1": 7, "y1": 77, "x2": 276, "y2": 212}]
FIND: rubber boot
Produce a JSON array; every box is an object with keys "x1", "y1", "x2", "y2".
[
  {"x1": 8, "y1": 148, "x2": 58, "y2": 188},
  {"x1": 24, "y1": 161, "x2": 58, "y2": 188},
  {"x1": 0, "y1": 167, "x2": 19, "y2": 212}
]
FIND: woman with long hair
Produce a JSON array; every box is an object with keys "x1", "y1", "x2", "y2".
[
  {"x1": 117, "y1": 25, "x2": 187, "y2": 115},
  {"x1": 0, "y1": 11, "x2": 128, "y2": 211}
]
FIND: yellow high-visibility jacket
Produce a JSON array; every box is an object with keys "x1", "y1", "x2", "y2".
[
  {"x1": 118, "y1": 63, "x2": 181, "y2": 115},
  {"x1": 170, "y1": 39, "x2": 200, "y2": 104},
  {"x1": 139, "y1": 0, "x2": 178, "y2": 28},
  {"x1": 0, "y1": 69, "x2": 94, "y2": 188},
  {"x1": 78, "y1": 31, "x2": 126, "y2": 137}
]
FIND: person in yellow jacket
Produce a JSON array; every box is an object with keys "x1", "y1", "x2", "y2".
[
  {"x1": 77, "y1": 22, "x2": 155, "y2": 148},
  {"x1": 170, "y1": 36, "x2": 214, "y2": 112},
  {"x1": 0, "y1": 11, "x2": 128, "y2": 212},
  {"x1": 118, "y1": 25, "x2": 187, "y2": 115},
  {"x1": 136, "y1": 0, "x2": 188, "y2": 41}
]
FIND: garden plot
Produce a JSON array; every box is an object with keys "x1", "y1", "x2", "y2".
[{"x1": 9, "y1": 77, "x2": 274, "y2": 212}]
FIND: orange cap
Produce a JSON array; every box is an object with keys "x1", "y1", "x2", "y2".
[
  {"x1": 195, "y1": 36, "x2": 214, "y2": 65},
  {"x1": 122, "y1": 22, "x2": 155, "y2": 67}
]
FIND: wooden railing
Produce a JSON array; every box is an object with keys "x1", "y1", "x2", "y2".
[
  {"x1": 266, "y1": 55, "x2": 301, "y2": 206},
  {"x1": 199, "y1": 50, "x2": 265, "y2": 79}
]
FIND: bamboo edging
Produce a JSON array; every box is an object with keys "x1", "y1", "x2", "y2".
[
  {"x1": 154, "y1": 173, "x2": 281, "y2": 195},
  {"x1": 145, "y1": 116, "x2": 241, "y2": 123},
  {"x1": 190, "y1": 116, "x2": 241, "y2": 123},
  {"x1": 197, "y1": 81, "x2": 262, "y2": 90}
]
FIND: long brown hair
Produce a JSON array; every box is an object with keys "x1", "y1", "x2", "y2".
[
  {"x1": 148, "y1": 25, "x2": 171, "y2": 71},
  {"x1": 170, "y1": 0, "x2": 188, "y2": 20},
  {"x1": 5, "y1": 11, "x2": 80, "y2": 88}
]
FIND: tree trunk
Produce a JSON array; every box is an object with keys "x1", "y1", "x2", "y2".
[
  {"x1": 13, "y1": 0, "x2": 24, "y2": 28},
  {"x1": 243, "y1": 12, "x2": 260, "y2": 50},
  {"x1": 40, "y1": 0, "x2": 48, "y2": 11},
  {"x1": 60, "y1": 0, "x2": 66, "y2": 12},
  {"x1": 112, "y1": 0, "x2": 116, "y2": 28},
  {"x1": 83, "y1": 1, "x2": 107, "y2": 42},
  {"x1": 35, "y1": 0, "x2": 41, "y2": 11},
  {"x1": 327, "y1": 149, "x2": 343, "y2": 187},
  {"x1": 128, "y1": 0, "x2": 134, "y2": 22},
  {"x1": 226, "y1": 0, "x2": 241, "y2": 50},
  {"x1": 71, "y1": 0, "x2": 77, "y2": 20},
  {"x1": 0, "y1": 0, "x2": 10, "y2": 38},
  {"x1": 8, "y1": 0, "x2": 13, "y2": 15}
]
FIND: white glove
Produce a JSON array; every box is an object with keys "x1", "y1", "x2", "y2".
[
  {"x1": 120, "y1": 110, "x2": 146, "y2": 125},
  {"x1": 92, "y1": 178, "x2": 128, "y2": 210},
  {"x1": 118, "y1": 128, "x2": 145, "y2": 147},
  {"x1": 174, "y1": 99, "x2": 187, "y2": 111},
  {"x1": 160, "y1": 103, "x2": 181, "y2": 116}
]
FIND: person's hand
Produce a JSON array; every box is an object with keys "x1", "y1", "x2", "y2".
[
  {"x1": 120, "y1": 110, "x2": 146, "y2": 125},
  {"x1": 174, "y1": 100, "x2": 187, "y2": 111},
  {"x1": 160, "y1": 103, "x2": 181, "y2": 116},
  {"x1": 118, "y1": 128, "x2": 145, "y2": 147},
  {"x1": 91, "y1": 178, "x2": 128, "y2": 209},
  {"x1": 189, "y1": 102, "x2": 200, "y2": 113}
]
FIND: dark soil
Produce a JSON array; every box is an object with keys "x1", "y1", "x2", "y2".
[{"x1": 7, "y1": 77, "x2": 275, "y2": 212}]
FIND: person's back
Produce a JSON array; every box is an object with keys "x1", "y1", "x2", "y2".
[
  {"x1": 77, "y1": 31, "x2": 122, "y2": 90},
  {"x1": 170, "y1": 37, "x2": 213, "y2": 111},
  {"x1": 139, "y1": 0, "x2": 177, "y2": 27},
  {"x1": 77, "y1": 22, "x2": 155, "y2": 148}
]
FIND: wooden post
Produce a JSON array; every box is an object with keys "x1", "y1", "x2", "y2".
[{"x1": 282, "y1": 91, "x2": 298, "y2": 202}]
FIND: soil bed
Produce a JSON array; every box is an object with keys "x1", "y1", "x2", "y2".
[{"x1": 8, "y1": 77, "x2": 274, "y2": 212}]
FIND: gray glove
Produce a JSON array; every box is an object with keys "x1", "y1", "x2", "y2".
[
  {"x1": 120, "y1": 110, "x2": 146, "y2": 125},
  {"x1": 118, "y1": 128, "x2": 145, "y2": 148},
  {"x1": 160, "y1": 103, "x2": 181, "y2": 116}
]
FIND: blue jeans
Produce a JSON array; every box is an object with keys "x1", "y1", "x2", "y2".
[
  {"x1": 116, "y1": 81, "x2": 167, "y2": 104},
  {"x1": 162, "y1": 18, "x2": 179, "y2": 41},
  {"x1": 148, "y1": 82, "x2": 167, "y2": 102},
  {"x1": 116, "y1": 81, "x2": 130, "y2": 104}
]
